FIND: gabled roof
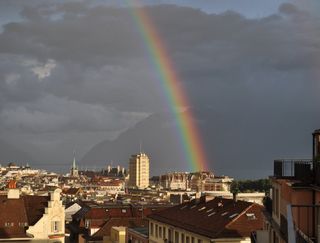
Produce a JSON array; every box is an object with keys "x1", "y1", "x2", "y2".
[
  {"x1": 90, "y1": 217, "x2": 148, "y2": 240},
  {"x1": 0, "y1": 194, "x2": 49, "y2": 239},
  {"x1": 73, "y1": 202, "x2": 168, "y2": 221},
  {"x1": 72, "y1": 205, "x2": 91, "y2": 221},
  {"x1": 64, "y1": 187, "x2": 82, "y2": 195},
  {"x1": 148, "y1": 198, "x2": 263, "y2": 239},
  {"x1": 23, "y1": 195, "x2": 49, "y2": 225}
]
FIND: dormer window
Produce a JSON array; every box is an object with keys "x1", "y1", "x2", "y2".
[
  {"x1": 246, "y1": 213, "x2": 256, "y2": 220},
  {"x1": 85, "y1": 220, "x2": 90, "y2": 228},
  {"x1": 19, "y1": 222, "x2": 28, "y2": 227}
]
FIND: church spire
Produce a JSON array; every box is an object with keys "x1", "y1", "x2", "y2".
[
  {"x1": 72, "y1": 150, "x2": 76, "y2": 169},
  {"x1": 70, "y1": 150, "x2": 79, "y2": 177}
]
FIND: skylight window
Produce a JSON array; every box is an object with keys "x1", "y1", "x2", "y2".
[
  {"x1": 229, "y1": 213, "x2": 238, "y2": 219},
  {"x1": 198, "y1": 207, "x2": 206, "y2": 211},
  {"x1": 190, "y1": 205, "x2": 196, "y2": 209},
  {"x1": 246, "y1": 213, "x2": 256, "y2": 220},
  {"x1": 208, "y1": 212, "x2": 216, "y2": 217},
  {"x1": 206, "y1": 209, "x2": 213, "y2": 213},
  {"x1": 181, "y1": 205, "x2": 187, "y2": 210},
  {"x1": 221, "y1": 212, "x2": 228, "y2": 216}
]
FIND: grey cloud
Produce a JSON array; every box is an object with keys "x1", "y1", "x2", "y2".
[
  {"x1": 0, "y1": 95, "x2": 148, "y2": 133},
  {"x1": 279, "y1": 3, "x2": 305, "y2": 16}
]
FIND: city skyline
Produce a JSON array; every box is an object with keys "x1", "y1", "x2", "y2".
[{"x1": 0, "y1": 0, "x2": 320, "y2": 178}]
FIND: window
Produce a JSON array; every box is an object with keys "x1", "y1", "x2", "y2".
[
  {"x1": 150, "y1": 222, "x2": 154, "y2": 236},
  {"x1": 181, "y1": 233, "x2": 185, "y2": 243},
  {"x1": 191, "y1": 236, "x2": 195, "y2": 243},
  {"x1": 221, "y1": 212, "x2": 228, "y2": 216},
  {"x1": 4, "y1": 222, "x2": 11, "y2": 227},
  {"x1": 229, "y1": 213, "x2": 238, "y2": 219},
  {"x1": 159, "y1": 226, "x2": 162, "y2": 238},
  {"x1": 156, "y1": 224, "x2": 158, "y2": 237},
  {"x1": 272, "y1": 187, "x2": 280, "y2": 219},
  {"x1": 19, "y1": 222, "x2": 28, "y2": 227},
  {"x1": 168, "y1": 229, "x2": 173, "y2": 242},
  {"x1": 175, "y1": 231, "x2": 179, "y2": 243},
  {"x1": 52, "y1": 221, "x2": 60, "y2": 233},
  {"x1": 198, "y1": 239, "x2": 202, "y2": 243},
  {"x1": 246, "y1": 213, "x2": 256, "y2": 220},
  {"x1": 122, "y1": 209, "x2": 127, "y2": 213},
  {"x1": 163, "y1": 226, "x2": 166, "y2": 239},
  {"x1": 85, "y1": 220, "x2": 90, "y2": 228},
  {"x1": 186, "y1": 236, "x2": 190, "y2": 243}
]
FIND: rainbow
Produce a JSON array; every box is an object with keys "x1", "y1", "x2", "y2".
[{"x1": 126, "y1": 1, "x2": 209, "y2": 172}]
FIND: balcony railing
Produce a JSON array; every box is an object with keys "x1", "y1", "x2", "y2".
[{"x1": 273, "y1": 159, "x2": 313, "y2": 182}]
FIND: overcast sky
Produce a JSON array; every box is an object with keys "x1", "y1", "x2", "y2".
[{"x1": 0, "y1": 0, "x2": 320, "y2": 177}]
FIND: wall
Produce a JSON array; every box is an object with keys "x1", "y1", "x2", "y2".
[
  {"x1": 27, "y1": 189, "x2": 65, "y2": 243},
  {"x1": 148, "y1": 219, "x2": 247, "y2": 243}
]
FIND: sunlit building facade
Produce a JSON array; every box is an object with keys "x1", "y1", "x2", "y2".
[{"x1": 128, "y1": 153, "x2": 150, "y2": 189}]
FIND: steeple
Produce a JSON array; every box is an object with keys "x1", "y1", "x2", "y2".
[
  {"x1": 72, "y1": 150, "x2": 76, "y2": 169},
  {"x1": 70, "y1": 150, "x2": 79, "y2": 177}
]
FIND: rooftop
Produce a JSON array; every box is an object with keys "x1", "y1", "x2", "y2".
[{"x1": 148, "y1": 197, "x2": 263, "y2": 239}]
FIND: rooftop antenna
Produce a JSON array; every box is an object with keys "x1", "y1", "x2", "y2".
[{"x1": 139, "y1": 141, "x2": 144, "y2": 154}]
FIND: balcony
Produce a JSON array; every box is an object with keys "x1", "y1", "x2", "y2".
[{"x1": 273, "y1": 159, "x2": 313, "y2": 182}]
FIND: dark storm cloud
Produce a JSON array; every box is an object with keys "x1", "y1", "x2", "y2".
[{"x1": 0, "y1": 1, "x2": 319, "y2": 175}]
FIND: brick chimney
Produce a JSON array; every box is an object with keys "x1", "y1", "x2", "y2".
[{"x1": 7, "y1": 180, "x2": 20, "y2": 199}]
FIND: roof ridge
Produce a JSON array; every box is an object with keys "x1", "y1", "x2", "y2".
[
  {"x1": 212, "y1": 202, "x2": 254, "y2": 238},
  {"x1": 225, "y1": 203, "x2": 254, "y2": 229}
]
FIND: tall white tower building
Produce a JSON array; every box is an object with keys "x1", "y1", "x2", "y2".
[{"x1": 128, "y1": 153, "x2": 149, "y2": 189}]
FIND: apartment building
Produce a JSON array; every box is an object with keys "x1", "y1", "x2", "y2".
[
  {"x1": 128, "y1": 153, "x2": 150, "y2": 189},
  {"x1": 70, "y1": 201, "x2": 170, "y2": 242},
  {"x1": 160, "y1": 172, "x2": 189, "y2": 190},
  {"x1": 261, "y1": 129, "x2": 320, "y2": 243}
]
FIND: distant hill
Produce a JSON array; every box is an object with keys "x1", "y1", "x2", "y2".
[
  {"x1": 80, "y1": 111, "x2": 185, "y2": 174},
  {"x1": 80, "y1": 108, "x2": 312, "y2": 178},
  {"x1": 0, "y1": 140, "x2": 34, "y2": 166}
]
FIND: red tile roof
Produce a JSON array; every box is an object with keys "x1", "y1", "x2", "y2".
[
  {"x1": 64, "y1": 188, "x2": 82, "y2": 195},
  {"x1": 148, "y1": 198, "x2": 263, "y2": 239},
  {"x1": 90, "y1": 218, "x2": 148, "y2": 240},
  {"x1": 0, "y1": 195, "x2": 49, "y2": 239}
]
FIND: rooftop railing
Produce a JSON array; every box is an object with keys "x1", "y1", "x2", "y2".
[{"x1": 273, "y1": 159, "x2": 313, "y2": 182}]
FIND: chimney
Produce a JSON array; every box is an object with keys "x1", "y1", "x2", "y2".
[
  {"x1": 7, "y1": 180, "x2": 19, "y2": 199},
  {"x1": 233, "y1": 192, "x2": 237, "y2": 202},
  {"x1": 200, "y1": 194, "x2": 206, "y2": 203},
  {"x1": 313, "y1": 129, "x2": 320, "y2": 184},
  {"x1": 313, "y1": 130, "x2": 320, "y2": 161}
]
